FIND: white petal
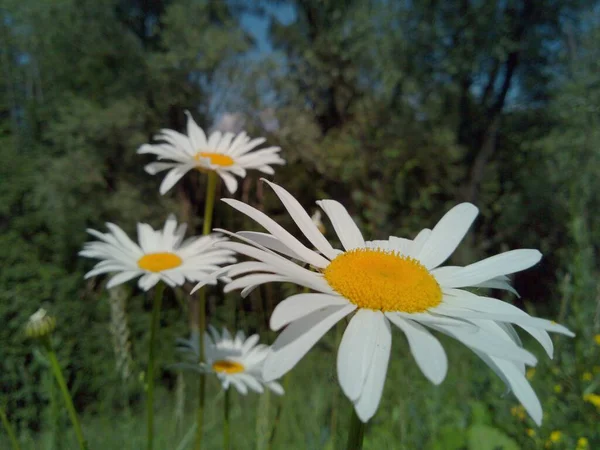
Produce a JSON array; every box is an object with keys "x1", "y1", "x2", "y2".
[
  {"x1": 215, "y1": 241, "x2": 333, "y2": 293},
  {"x1": 407, "y1": 228, "x2": 431, "y2": 257},
  {"x1": 105, "y1": 271, "x2": 141, "y2": 289},
  {"x1": 105, "y1": 223, "x2": 144, "y2": 256},
  {"x1": 266, "y1": 381, "x2": 284, "y2": 395},
  {"x1": 159, "y1": 165, "x2": 194, "y2": 195},
  {"x1": 229, "y1": 377, "x2": 248, "y2": 395},
  {"x1": 396, "y1": 312, "x2": 475, "y2": 328},
  {"x1": 263, "y1": 180, "x2": 338, "y2": 260},
  {"x1": 430, "y1": 321, "x2": 537, "y2": 365},
  {"x1": 221, "y1": 199, "x2": 330, "y2": 268},
  {"x1": 316, "y1": 199, "x2": 365, "y2": 251},
  {"x1": 472, "y1": 278, "x2": 520, "y2": 297},
  {"x1": 241, "y1": 334, "x2": 260, "y2": 354},
  {"x1": 468, "y1": 319, "x2": 525, "y2": 375},
  {"x1": 441, "y1": 291, "x2": 556, "y2": 355},
  {"x1": 236, "y1": 231, "x2": 302, "y2": 260},
  {"x1": 138, "y1": 273, "x2": 161, "y2": 291},
  {"x1": 475, "y1": 352, "x2": 543, "y2": 425},
  {"x1": 218, "y1": 171, "x2": 239, "y2": 194},
  {"x1": 435, "y1": 249, "x2": 542, "y2": 288},
  {"x1": 438, "y1": 292, "x2": 574, "y2": 337},
  {"x1": 416, "y1": 203, "x2": 478, "y2": 269},
  {"x1": 262, "y1": 305, "x2": 355, "y2": 382},
  {"x1": 353, "y1": 317, "x2": 392, "y2": 423},
  {"x1": 237, "y1": 374, "x2": 264, "y2": 393},
  {"x1": 386, "y1": 314, "x2": 447, "y2": 384},
  {"x1": 337, "y1": 310, "x2": 381, "y2": 401},
  {"x1": 224, "y1": 261, "x2": 274, "y2": 277},
  {"x1": 224, "y1": 274, "x2": 292, "y2": 293},
  {"x1": 144, "y1": 162, "x2": 178, "y2": 175},
  {"x1": 185, "y1": 111, "x2": 207, "y2": 149},
  {"x1": 388, "y1": 236, "x2": 412, "y2": 255},
  {"x1": 270, "y1": 293, "x2": 351, "y2": 331}
]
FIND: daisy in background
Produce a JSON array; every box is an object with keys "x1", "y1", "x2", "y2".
[
  {"x1": 176, "y1": 326, "x2": 284, "y2": 396},
  {"x1": 80, "y1": 214, "x2": 236, "y2": 290},
  {"x1": 204, "y1": 180, "x2": 573, "y2": 425},
  {"x1": 138, "y1": 111, "x2": 285, "y2": 195}
]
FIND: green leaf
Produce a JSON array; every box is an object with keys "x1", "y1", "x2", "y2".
[{"x1": 467, "y1": 425, "x2": 519, "y2": 450}]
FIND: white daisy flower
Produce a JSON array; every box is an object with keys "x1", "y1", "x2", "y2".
[
  {"x1": 209, "y1": 180, "x2": 574, "y2": 424},
  {"x1": 137, "y1": 112, "x2": 285, "y2": 195},
  {"x1": 79, "y1": 215, "x2": 235, "y2": 291},
  {"x1": 177, "y1": 327, "x2": 284, "y2": 395}
]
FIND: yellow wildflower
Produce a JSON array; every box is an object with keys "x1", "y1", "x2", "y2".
[
  {"x1": 582, "y1": 372, "x2": 593, "y2": 382},
  {"x1": 526, "y1": 368, "x2": 536, "y2": 380},
  {"x1": 583, "y1": 393, "x2": 600, "y2": 408},
  {"x1": 553, "y1": 384, "x2": 562, "y2": 394},
  {"x1": 549, "y1": 431, "x2": 562, "y2": 442},
  {"x1": 526, "y1": 428, "x2": 536, "y2": 437},
  {"x1": 510, "y1": 405, "x2": 526, "y2": 420},
  {"x1": 577, "y1": 437, "x2": 589, "y2": 449},
  {"x1": 595, "y1": 334, "x2": 600, "y2": 346}
]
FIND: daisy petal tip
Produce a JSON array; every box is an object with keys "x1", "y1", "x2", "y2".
[
  {"x1": 190, "y1": 283, "x2": 203, "y2": 295},
  {"x1": 354, "y1": 405, "x2": 372, "y2": 424},
  {"x1": 428, "y1": 367, "x2": 447, "y2": 385}
]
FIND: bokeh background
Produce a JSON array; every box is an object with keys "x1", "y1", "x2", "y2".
[{"x1": 1, "y1": 0, "x2": 599, "y2": 449}]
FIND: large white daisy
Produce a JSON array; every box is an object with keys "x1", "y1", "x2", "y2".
[
  {"x1": 137, "y1": 112, "x2": 285, "y2": 195},
  {"x1": 80, "y1": 215, "x2": 235, "y2": 291},
  {"x1": 207, "y1": 180, "x2": 574, "y2": 424},
  {"x1": 177, "y1": 327, "x2": 284, "y2": 395}
]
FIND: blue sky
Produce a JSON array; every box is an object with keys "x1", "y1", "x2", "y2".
[{"x1": 240, "y1": 3, "x2": 296, "y2": 53}]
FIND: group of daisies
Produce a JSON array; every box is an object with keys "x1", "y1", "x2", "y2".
[{"x1": 80, "y1": 112, "x2": 573, "y2": 425}]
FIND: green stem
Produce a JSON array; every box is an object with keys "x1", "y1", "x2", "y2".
[
  {"x1": 329, "y1": 321, "x2": 344, "y2": 448},
  {"x1": 146, "y1": 282, "x2": 165, "y2": 450},
  {"x1": 195, "y1": 170, "x2": 219, "y2": 450},
  {"x1": 0, "y1": 406, "x2": 21, "y2": 450},
  {"x1": 345, "y1": 408, "x2": 365, "y2": 450},
  {"x1": 267, "y1": 373, "x2": 291, "y2": 449},
  {"x1": 223, "y1": 388, "x2": 230, "y2": 450},
  {"x1": 195, "y1": 290, "x2": 206, "y2": 450},
  {"x1": 202, "y1": 171, "x2": 218, "y2": 236},
  {"x1": 42, "y1": 337, "x2": 87, "y2": 450}
]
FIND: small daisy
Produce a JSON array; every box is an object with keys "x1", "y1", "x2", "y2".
[
  {"x1": 138, "y1": 112, "x2": 285, "y2": 195},
  {"x1": 209, "y1": 180, "x2": 573, "y2": 424},
  {"x1": 177, "y1": 327, "x2": 284, "y2": 395},
  {"x1": 80, "y1": 215, "x2": 235, "y2": 291}
]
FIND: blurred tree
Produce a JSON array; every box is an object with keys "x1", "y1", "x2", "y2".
[{"x1": 0, "y1": 0, "x2": 251, "y2": 426}]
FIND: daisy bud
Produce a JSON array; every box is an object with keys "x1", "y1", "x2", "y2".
[{"x1": 25, "y1": 308, "x2": 56, "y2": 339}]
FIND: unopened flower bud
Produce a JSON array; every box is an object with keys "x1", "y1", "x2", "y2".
[{"x1": 25, "y1": 308, "x2": 56, "y2": 339}]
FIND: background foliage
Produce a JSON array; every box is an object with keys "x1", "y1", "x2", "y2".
[{"x1": 1, "y1": 0, "x2": 599, "y2": 448}]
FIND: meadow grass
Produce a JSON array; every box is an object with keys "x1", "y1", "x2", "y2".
[{"x1": 3, "y1": 324, "x2": 594, "y2": 450}]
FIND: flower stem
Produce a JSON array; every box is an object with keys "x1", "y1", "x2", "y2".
[
  {"x1": 202, "y1": 171, "x2": 218, "y2": 235},
  {"x1": 223, "y1": 388, "x2": 231, "y2": 450},
  {"x1": 267, "y1": 373, "x2": 291, "y2": 449},
  {"x1": 194, "y1": 289, "x2": 206, "y2": 450},
  {"x1": 345, "y1": 408, "x2": 365, "y2": 450},
  {"x1": 329, "y1": 321, "x2": 343, "y2": 448},
  {"x1": 195, "y1": 170, "x2": 219, "y2": 450},
  {"x1": 146, "y1": 281, "x2": 165, "y2": 450},
  {"x1": 0, "y1": 406, "x2": 21, "y2": 450},
  {"x1": 41, "y1": 336, "x2": 87, "y2": 450}
]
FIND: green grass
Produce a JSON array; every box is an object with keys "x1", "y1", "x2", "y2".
[{"x1": 3, "y1": 324, "x2": 597, "y2": 450}]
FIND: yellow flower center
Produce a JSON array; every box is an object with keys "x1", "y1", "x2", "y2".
[
  {"x1": 137, "y1": 252, "x2": 183, "y2": 272},
  {"x1": 323, "y1": 249, "x2": 442, "y2": 313},
  {"x1": 194, "y1": 151, "x2": 234, "y2": 167},
  {"x1": 212, "y1": 360, "x2": 245, "y2": 374}
]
